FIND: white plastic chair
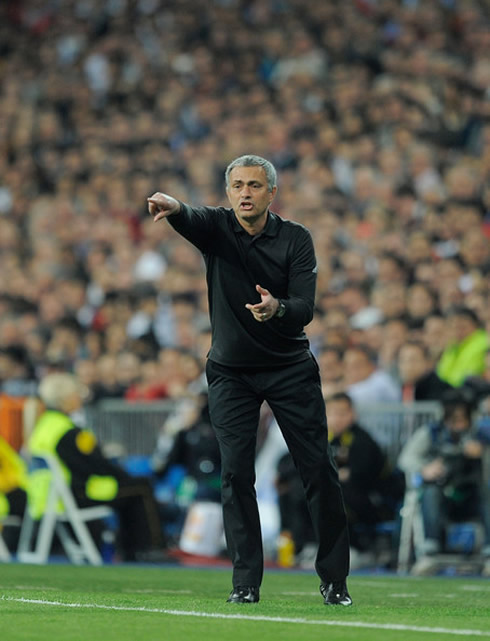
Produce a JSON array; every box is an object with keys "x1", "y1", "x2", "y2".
[
  {"x1": 397, "y1": 487, "x2": 425, "y2": 573},
  {"x1": 17, "y1": 454, "x2": 113, "y2": 566}
]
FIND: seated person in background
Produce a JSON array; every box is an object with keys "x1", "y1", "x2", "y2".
[
  {"x1": 398, "y1": 389, "x2": 489, "y2": 575},
  {"x1": 151, "y1": 393, "x2": 221, "y2": 539},
  {"x1": 343, "y1": 344, "x2": 401, "y2": 405},
  {"x1": 28, "y1": 372, "x2": 167, "y2": 562},
  {"x1": 397, "y1": 340, "x2": 452, "y2": 402},
  {"x1": 326, "y1": 393, "x2": 404, "y2": 563},
  {"x1": 0, "y1": 435, "x2": 28, "y2": 550},
  {"x1": 276, "y1": 392, "x2": 404, "y2": 568}
]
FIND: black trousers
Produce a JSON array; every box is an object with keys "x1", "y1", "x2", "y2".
[
  {"x1": 206, "y1": 356, "x2": 350, "y2": 588},
  {"x1": 74, "y1": 476, "x2": 165, "y2": 561}
]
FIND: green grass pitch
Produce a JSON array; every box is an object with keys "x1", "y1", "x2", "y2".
[{"x1": 0, "y1": 562, "x2": 489, "y2": 641}]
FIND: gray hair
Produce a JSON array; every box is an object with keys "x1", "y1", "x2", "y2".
[
  {"x1": 225, "y1": 155, "x2": 277, "y2": 192},
  {"x1": 38, "y1": 373, "x2": 89, "y2": 410}
]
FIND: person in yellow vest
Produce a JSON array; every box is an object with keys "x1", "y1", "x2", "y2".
[
  {"x1": 0, "y1": 436, "x2": 27, "y2": 516},
  {"x1": 29, "y1": 372, "x2": 167, "y2": 562},
  {"x1": 0, "y1": 435, "x2": 28, "y2": 551},
  {"x1": 437, "y1": 306, "x2": 490, "y2": 388}
]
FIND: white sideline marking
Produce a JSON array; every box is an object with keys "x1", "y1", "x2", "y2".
[
  {"x1": 461, "y1": 585, "x2": 490, "y2": 592},
  {"x1": 123, "y1": 589, "x2": 192, "y2": 595},
  {"x1": 13, "y1": 585, "x2": 57, "y2": 591},
  {"x1": 1, "y1": 596, "x2": 489, "y2": 637}
]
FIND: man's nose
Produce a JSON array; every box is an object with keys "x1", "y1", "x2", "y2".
[{"x1": 240, "y1": 185, "x2": 252, "y2": 197}]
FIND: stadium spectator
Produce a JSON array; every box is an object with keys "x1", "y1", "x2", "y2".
[
  {"x1": 422, "y1": 313, "x2": 449, "y2": 364},
  {"x1": 276, "y1": 392, "x2": 404, "y2": 569},
  {"x1": 28, "y1": 372, "x2": 168, "y2": 562},
  {"x1": 0, "y1": 0, "x2": 489, "y2": 401},
  {"x1": 437, "y1": 307, "x2": 490, "y2": 387},
  {"x1": 343, "y1": 344, "x2": 401, "y2": 406},
  {"x1": 0, "y1": 435, "x2": 28, "y2": 551},
  {"x1": 377, "y1": 317, "x2": 411, "y2": 377},
  {"x1": 397, "y1": 340, "x2": 452, "y2": 403},
  {"x1": 405, "y1": 283, "x2": 438, "y2": 331},
  {"x1": 0, "y1": 0, "x2": 490, "y2": 575},
  {"x1": 398, "y1": 390, "x2": 489, "y2": 576}
]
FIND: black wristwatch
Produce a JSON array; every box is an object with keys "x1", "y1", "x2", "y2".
[{"x1": 275, "y1": 299, "x2": 286, "y2": 318}]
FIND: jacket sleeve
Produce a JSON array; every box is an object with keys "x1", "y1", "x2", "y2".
[
  {"x1": 282, "y1": 227, "x2": 317, "y2": 328},
  {"x1": 398, "y1": 426, "x2": 432, "y2": 478},
  {"x1": 55, "y1": 428, "x2": 129, "y2": 487},
  {"x1": 166, "y1": 203, "x2": 219, "y2": 254}
]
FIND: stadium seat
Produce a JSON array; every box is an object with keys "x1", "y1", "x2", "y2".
[{"x1": 17, "y1": 454, "x2": 113, "y2": 566}]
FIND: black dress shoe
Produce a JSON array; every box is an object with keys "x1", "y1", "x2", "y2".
[
  {"x1": 320, "y1": 581, "x2": 353, "y2": 606},
  {"x1": 226, "y1": 586, "x2": 260, "y2": 603}
]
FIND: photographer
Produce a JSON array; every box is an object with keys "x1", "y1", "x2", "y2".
[{"x1": 399, "y1": 390, "x2": 488, "y2": 574}]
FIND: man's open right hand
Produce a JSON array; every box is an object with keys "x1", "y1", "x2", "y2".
[{"x1": 147, "y1": 192, "x2": 181, "y2": 222}]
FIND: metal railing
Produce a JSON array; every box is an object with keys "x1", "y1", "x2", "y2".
[
  {"x1": 85, "y1": 399, "x2": 176, "y2": 456},
  {"x1": 85, "y1": 399, "x2": 442, "y2": 464},
  {"x1": 356, "y1": 401, "x2": 441, "y2": 465}
]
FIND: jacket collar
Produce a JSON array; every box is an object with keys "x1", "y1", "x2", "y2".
[{"x1": 231, "y1": 210, "x2": 280, "y2": 238}]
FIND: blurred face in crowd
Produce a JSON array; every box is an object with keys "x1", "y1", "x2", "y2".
[
  {"x1": 445, "y1": 405, "x2": 471, "y2": 434},
  {"x1": 226, "y1": 165, "x2": 276, "y2": 231},
  {"x1": 435, "y1": 258, "x2": 463, "y2": 290},
  {"x1": 339, "y1": 286, "x2": 368, "y2": 316},
  {"x1": 318, "y1": 348, "x2": 343, "y2": 383},
  {"x1": 422, "y1": 315, "x2": 447, "y2": 358},
  {"x1": 339, "y1": 251, "x2": 368, "y2": 284},
  {"x1": 460, "y1": 228, "x2": 490, "y2": 268},
  {"x1": 407, "y1": 283, "x2": 435, "y2": 320},
  {"x1": 448, "y1": 312, "x2": 478, "y2": 343},
  {"x1": 327, "y1": 398, "x2": 355, "y2": 437},
  {"x1": 343, "y1": 348, "x2": 374, "y2": 385},
  {"x1": 371, "y1": 282, "x2": 406, "y2": 319},
  {"x1": 322, "y1": 308, "x2": 350, "y2": 347},
  {"x1": 397, "y1": 343, "x2": 429, "y2": 384}
]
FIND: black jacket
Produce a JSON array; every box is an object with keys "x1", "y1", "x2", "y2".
[
  {"x1": 168, "y1": 204, "x2": 317, "y2": 367},
  {"x1": 413, "y1": 371, "x2": 452, "y2": 401}
]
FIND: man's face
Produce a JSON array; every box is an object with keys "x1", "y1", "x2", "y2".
[
  {"x1": 327, "y1": 399, "x2": 355, "y2": 436},
  {"x1": 398, "y1": 345, "x2": 428, "y2": 384},
  {"x1": 226, "y1": 166, "x2": 276, "y2": 229},
  {"x1": 319, "y1": 350, "x2": 342, "y2": 382},
  {"x1": 445, "y1": 406, "x2": 471, "y2": 433},
  {"x1": 449, "y1": 314, "x2": 476, "y2": 342},
  {"x1": 343, "y1": 349, "x2": 373, "y2": 384}
]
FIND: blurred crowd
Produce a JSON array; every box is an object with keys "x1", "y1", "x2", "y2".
[
  {"x1": 1, "y1": 0, "x2": 490, "y2": 406},
  {"x1": 1, "y1": 0, "x2": 490, "y2": 574}
]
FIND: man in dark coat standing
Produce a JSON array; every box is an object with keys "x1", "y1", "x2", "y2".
[{"x1": 148, "y1": 154, "x2": 351, "y2": 606}]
